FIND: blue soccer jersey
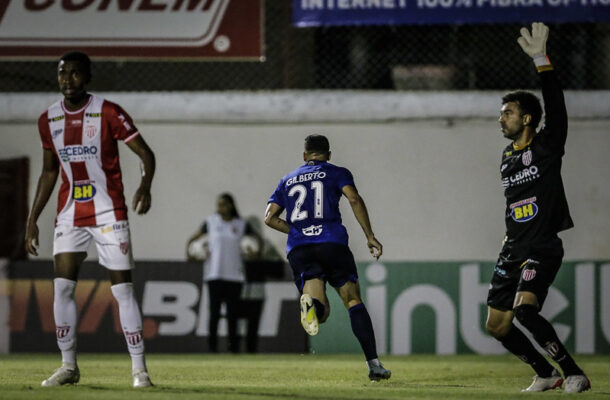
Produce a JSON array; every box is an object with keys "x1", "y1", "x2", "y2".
[{"x1": 268, "y1": 160, "x2": 355, "y2": 254}]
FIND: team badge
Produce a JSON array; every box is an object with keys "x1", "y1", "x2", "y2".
[
  {"x1": 120, "y1": 241, "x2": 129, "y2": 255},
  {"x1": 56, "y1": 325, "x2": 70, "y2": 339},
  {"x1": 522, "y1": 150, "x2": 532, "y2": 166},
  {"x1": 544, "y1": 342, "x2": 560, "y2": 358},
  {"x1": 125, "y1": 330, "x2": 142, "y2": 346},
  {"x1": 85, "y1": 125, "x2": 97, "y2": 138},
  {"x1": 522, "y1": 269, "x2": 536, "y2": 281}
]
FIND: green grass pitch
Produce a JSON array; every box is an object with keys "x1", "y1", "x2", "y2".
[{"x1": 0, "y1": 354, "x2": 608, "y2": 399}]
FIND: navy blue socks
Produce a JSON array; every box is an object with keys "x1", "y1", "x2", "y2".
[{"x1": 348, "y1": 303, "x2": 378, "y2": 361}]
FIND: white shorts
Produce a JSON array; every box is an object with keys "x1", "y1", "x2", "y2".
[{"x1": 53, "y1": 221, "x2": 134, "y2": 270}]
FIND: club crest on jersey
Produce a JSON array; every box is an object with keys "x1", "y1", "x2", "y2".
[
  {"x1": 302, "y1": 224, "x2": 323, "y2": 236},
  {"x1": 509, "y1": 197, "x2": 538, "y2": 223},
  {"x1": 522, "y1": 268, "x2": 536, "y2": 281},
  {"x1": 85, "y1": 125, "x2": 97, "y2": 138},
  {"x1": 73, "y1": 180, "x2": 96, "y2": 202},
  {"x1": 522, "y1": 150, "x2": 533, "y2": 166}
]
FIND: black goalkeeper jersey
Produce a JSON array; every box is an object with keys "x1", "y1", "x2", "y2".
[{"x1": 500, "y1": 69, "x2": 573, "y2": 259}]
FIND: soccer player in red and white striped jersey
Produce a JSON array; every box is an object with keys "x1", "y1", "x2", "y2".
[{"x1": 25, "y1": 51, "x2": 155, "y2": 388}]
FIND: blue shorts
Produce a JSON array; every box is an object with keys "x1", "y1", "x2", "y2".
[{"x1": 287, "y1": 243, "x2": 359, "y2": 292}]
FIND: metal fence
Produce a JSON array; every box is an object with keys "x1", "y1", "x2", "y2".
[{"x1": 0, "y1": 1, "x2": 608, "y2": 92}]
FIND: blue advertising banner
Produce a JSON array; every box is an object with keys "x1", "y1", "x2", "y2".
[{"x1": 293, "y1": 0, "x2": 610, "y2": 26}]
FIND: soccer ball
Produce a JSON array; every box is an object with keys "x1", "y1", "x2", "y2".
[
  {"x1": 188, "y1": 236, "x2": 208, "y2": 260},
  {"x1": 240, "y1": 235, "x2": 260, "y2": 257}
]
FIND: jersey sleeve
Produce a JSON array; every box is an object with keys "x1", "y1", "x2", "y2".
[
  {"x1": 536, "y1": 67, "x2": 568, "y2": 151},
  {"x1": 336, "y1": 167, "x2": 355, "y2": 189},
  {"x1": 104, "y1": 101, "x2": 140, "y2": 142},
  {"x1": 268, "y1": 179, "x2": 285, "y2": 208},
  {"x1": 37, "y1": 111, "x2": 53, "y2": 149}
]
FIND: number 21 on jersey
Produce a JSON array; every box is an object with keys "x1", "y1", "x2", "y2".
[{"x1": 288, "y1": 181, "x2": 324, "y2": 222}]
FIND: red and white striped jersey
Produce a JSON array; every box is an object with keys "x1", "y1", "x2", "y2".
[{"x1": 38, "y1": 94, "x2": 141, "y2": 227}]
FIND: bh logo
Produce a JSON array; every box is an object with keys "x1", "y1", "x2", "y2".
[
  {"x1": 74, "y1": 182, "x2": 96, "y2": 202},
  {"x1": 511, "y1": 200, "x2": 538, "y2": 222}
]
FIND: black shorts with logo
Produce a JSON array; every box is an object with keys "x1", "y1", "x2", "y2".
[
  {"x1": 487, "y1": 243, "x2": 563, "y2": 311},
  {"x1": 287, "y1": 243, "x2": 358, "y2": 293}
]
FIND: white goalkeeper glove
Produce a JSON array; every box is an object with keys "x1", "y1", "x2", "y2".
[{"x1": 517, "y1": 22, "x2": 549, "y2": 59}]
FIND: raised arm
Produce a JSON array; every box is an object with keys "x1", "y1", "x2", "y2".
[
  {"x1": 518, "y1": 22, "x2": 567, "y2": 148},
  {"x1": 342, "y1": 185, "x2": 382, "y2": 260},
  {"x1": 125, "y1": 135, "x2": 156, "y2": 215},
  {"x1": 25, "y1": 148, "x2": 59, "y2": 256}
]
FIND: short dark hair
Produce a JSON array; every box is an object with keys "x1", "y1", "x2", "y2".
[
  {"x1": 304, "y1": 134, "x2": 330, "y2": 154},
  {"x1": 59, "y1": 51, "x2": 92, "y2": 82},
  {"x1": 501, "y1": 90, "x2": 543, "y2": 129}
]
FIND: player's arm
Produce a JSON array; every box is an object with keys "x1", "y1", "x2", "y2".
[
  {"x1": 264, "y1": 202, "x2": 290, "y2": 234},
  {"x1": 342, "y1": 185, "x2": 382, "y2": 260},
  {"x1": 25, "y1": 148, "x2": 59, "y2": 256},
  {"x1": 125, "y1": 135, "x2": 156, "y2": 215},
  {"x1": 517, "y1": 22, "x2": 567, "y2": 148}
]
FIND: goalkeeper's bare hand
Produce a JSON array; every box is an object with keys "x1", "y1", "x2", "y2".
[{"x1": 517, "y1": 22, "x2": 549, "y2": 58}]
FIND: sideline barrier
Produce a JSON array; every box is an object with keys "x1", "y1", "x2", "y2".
[
  {"x1": 6, "y1": 260, "x2": 305, "y2": 353},
  {"x1": 310, "y1": 261, "x2": 610, "y2": 355}
]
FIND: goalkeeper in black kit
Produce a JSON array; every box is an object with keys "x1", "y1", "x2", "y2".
[{"x1": 485, "y1": 23, "x2": 590, "y2": 393}]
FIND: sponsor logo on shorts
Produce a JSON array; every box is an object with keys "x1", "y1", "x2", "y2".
[
  {"x1": 522, "y1": 269, "x2": 536, "y2": 281},
  {"x1": 493, "y1": 266, "x2": 507, "y2": 276},
  {"x1": 73, "y1": 180, "x2": 96, "y2": 202},
  {"x1": 302, "y1": 224, "x2": 323, "y2": 236},
  {"x1": 56, "y1": 325, "x2": 70, "y2": 339},
  {"x1": 113, "y1": 222, "x2": 128, "y2": 231},
  {"x1": 510, "y1": 197, "x2": 538, "y2": 223},
  {"x1": 125, "y1": 330, "x2": 142, "y2": 346},
  {"x1": 101, "y1": 225, "x2": 114, "y2": 234},
  {"x1": 55, "y1": 231, "x2": 63, "y2": 239},
  {"x1": 522, "y1": 149, "x2": 532, "y2": 166}
]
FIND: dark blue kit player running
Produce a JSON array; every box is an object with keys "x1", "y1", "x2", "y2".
[{"x1": 264, "y1": 134, "x2": 390, "y2": 381}]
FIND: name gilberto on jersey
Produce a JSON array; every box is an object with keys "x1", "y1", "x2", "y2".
[{"x1": 285, "y1": 171, "x2": 326, "y2": 187}]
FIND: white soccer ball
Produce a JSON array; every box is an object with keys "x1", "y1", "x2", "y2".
[
  {"x1": 240, "y1": 235, "x2": 260, "y2": 257},
  {"x1": 188, "y1": 236, "x2": 208, "y2": 260}
]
